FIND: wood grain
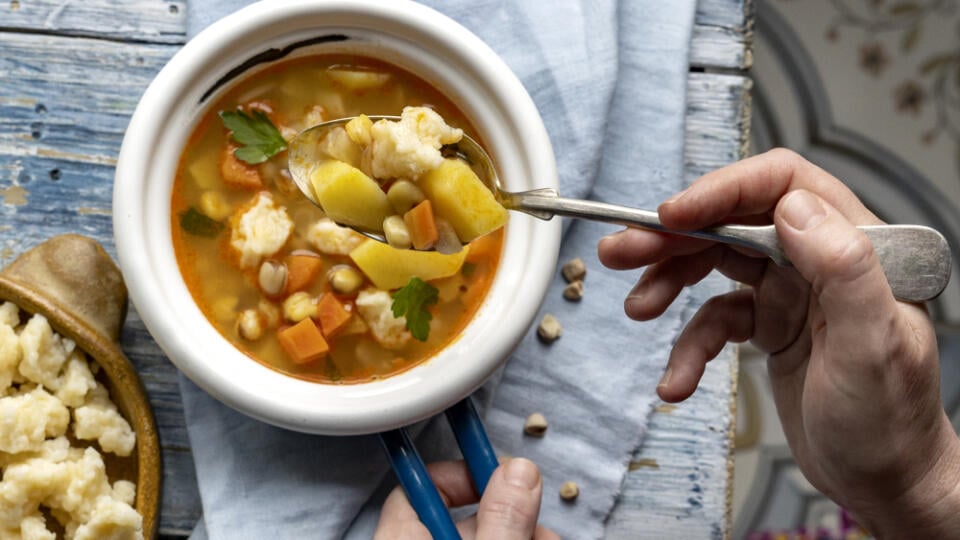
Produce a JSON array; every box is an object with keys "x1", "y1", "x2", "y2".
[
  {"x1": 606, "y1": 71, "x2": 751, "y2": 540},
  {"x1": 692, "y1": 0, "x2": 754, "y2": 70},
  {"x1": 2, "y1": 0, "x2": 186, "y2": 43}
]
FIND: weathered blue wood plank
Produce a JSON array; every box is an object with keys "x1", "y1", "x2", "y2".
[
  {"x1": 0, "y1": 32, "x2": 179, "y2": 165},
  {"x1": 683, "y1": 73, "x2": 754, "y2": 180},
  {"x1": 3, "y1": 0, "x2": 186, "y2": 44},
  {"x1": 607, "y1": 71, "x2": 748, "y2": 538},
  {"x1": 0, "y1": 31, "x2": 201, "y2": 536},
  {"x1": 692, "y1": 0, "x2": 754, "y2": 69}
]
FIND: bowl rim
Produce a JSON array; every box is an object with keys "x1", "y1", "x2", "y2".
[{"x1": 113, "y1": 0, "x2": 560, "y2": 435}]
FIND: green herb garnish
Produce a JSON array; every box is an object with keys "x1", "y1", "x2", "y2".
[
  {"x1": 179, "y1": 207, "x2": 224, "y2": 237},
  {"x1": 219, "y1": 109, "x2": 288, "y2": 164},
  {"x1": 391, "y1": 277, "x2": 439, "y2": 341}
]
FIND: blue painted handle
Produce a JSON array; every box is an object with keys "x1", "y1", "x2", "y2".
[
  {"x1": 445, "y1": 397, "x2": 499, "y2": 494},
  {"x1": 378, "y1": 429, "x2": 460, "y2": 540}
]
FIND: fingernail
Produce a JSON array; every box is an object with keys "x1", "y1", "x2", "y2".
[
  {"x1": 781, "y1": 190, "x2": 827, "y2": 231},
  {"x1": 504, "y1": 458, "x2": 540, "y2": 490},
  {"x1": 629, "y1": 277, "x2": 649, "y2": 299},
  {"x1": 657, "y1": 368, "x2": 672, "y2": 389},
  {"x1": 663, "y1": 189, "x2": 688, "y2": 205},
  {"x1": 600, "y1": 228, "x2": 627, "y2": 244}
]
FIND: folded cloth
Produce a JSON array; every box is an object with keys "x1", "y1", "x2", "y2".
[{"x1": 182, "y1": 1, "x2": 699, "y2": 538}]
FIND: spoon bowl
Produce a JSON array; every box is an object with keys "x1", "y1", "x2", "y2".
[{"x1": 288, "y1": 116, "x2": 953, "y2": 303}]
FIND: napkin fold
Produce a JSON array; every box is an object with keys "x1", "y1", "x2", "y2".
[{"x1": 182, "y1": 1, "x2": 698, "y2": 538}]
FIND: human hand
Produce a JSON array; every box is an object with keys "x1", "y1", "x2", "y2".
[
  {"x1": 374, "y1": 457, "x2": 558, "y2": 540},
  {"x1": 597, "y1": 149, "x2": 960, "y2": 537}
]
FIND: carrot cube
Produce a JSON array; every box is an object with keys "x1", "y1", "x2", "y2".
[
  {"x1": 220, "y1": 143, "x2": 263, "y2": 190},
  {"x1": 316, "y1": 293, "x2": 353, "y2": 338},
  {"x1": 403, "y1": 200, "x2": 439, "y2": 251},
  {"x1": 277, "y1": 318, "x2": 329, "y2": 364},
  {"x1": 285, "y1": 253, "x2": 324, "y2": 294}
]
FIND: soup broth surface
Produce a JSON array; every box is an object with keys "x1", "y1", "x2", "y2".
[{"x1": 172, "y1": 54, "x2": 502, "y2": 384}]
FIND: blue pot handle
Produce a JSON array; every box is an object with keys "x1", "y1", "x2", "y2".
[
  {"x1": 378, "y1": 428, "x2": 460, "y2": 539},
  {"x1": 378, "y1": 396, "x2": 498, "y2": 539},
  {"x1": 445, "y1": 397, "x2": 499, "y2": 494}
]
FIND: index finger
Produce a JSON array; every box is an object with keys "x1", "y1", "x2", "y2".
[
  {"x1": 658, "y1": 148, "x2": 882, "y2": 230},
  {"x1": 377, "y1": 460, "x2": 481, "y2": 530}
]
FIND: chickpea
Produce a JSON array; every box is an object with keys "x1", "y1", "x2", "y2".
[
  {"x1": 523, "y1": 413, "x2": 548, "y2": 437},
  {"x1": 537, "y1": 314, "x2": 563, "y2": 343},
  {"x1": 283, "y1": 292, "x2": 317, "y2": 322},
  {"x1": 561, "y1": 257, "x2": 587, "y2": 282},
  {"x1": 345, "y1": 114, "x2": 373, "y2": 146},
  {"x1": 563, "y1": 280, "x2": 584, "y2": 301},
  {"x1": 328, "y1": 265, "x2": 364, "y2": 295},
  {"x1": 383, "y1": 215, "x2": 412, "y2": 250},
  {"x1": 236, "y1": 309, "x2": 266, "y2": 341},
  {"x1": 559, "y1": 481, "x2": 579, "y2": 501}
]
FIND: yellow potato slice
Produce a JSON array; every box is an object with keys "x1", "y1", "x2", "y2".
[
  {"x1": 309, "y1": 160, "x2": 392, "y2": 232},
  {"x1": 418, "y1": 158, "x2": 508, "y2": 243},
  {"x1": 350, "y1": 239, "x2": 469, "y2": 290},
  {"x1": 327, "y1": 68, "x2": 392, "y2": 91}
]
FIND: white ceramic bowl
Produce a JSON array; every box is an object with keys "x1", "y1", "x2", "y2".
[{"x1": 114, "y1": 0, "x2": 559, "y2": 435}]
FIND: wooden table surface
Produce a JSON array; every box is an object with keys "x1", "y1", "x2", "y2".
[{"x1": 0, "y1": 1, "x2": 752, "y2": 538}]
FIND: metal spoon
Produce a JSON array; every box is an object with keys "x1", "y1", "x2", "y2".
[{"x1": 288, "y1": 116, "x2": 952, "y2": 302}]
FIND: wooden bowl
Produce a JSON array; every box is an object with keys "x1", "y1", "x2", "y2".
[{"x1": 0, "y1": 234, "x2": 160, "y2": 539}]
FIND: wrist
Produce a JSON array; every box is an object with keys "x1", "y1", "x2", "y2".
[{"x1": 854, "y1": 415, "x2": 960, "y2": 538}]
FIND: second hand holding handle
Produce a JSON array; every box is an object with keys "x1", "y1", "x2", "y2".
[
  {"x1": 377, "y1": 397, "x2": 499, "y2": 540},
  {"x1": 503, "y1": 188, "x2": 952, "y2": 303}
]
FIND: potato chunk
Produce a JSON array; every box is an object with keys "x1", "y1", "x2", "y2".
[
  {"x1": 418, "y1": 158, "x2": 508, "y2": 243},
  {"x1": 327, "y1": 68, "x2": 391, "y2": 91},
  {"x1": 309, "y1": 160, "x2": 392, "y2": 232},
  {"x1": 350, "y1": 239, "x2": 468, "y2": 290}
]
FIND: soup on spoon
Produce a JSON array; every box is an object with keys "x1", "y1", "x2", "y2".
[{"x1": 287, "y1": 107, "x2": 509, "y2": 255}]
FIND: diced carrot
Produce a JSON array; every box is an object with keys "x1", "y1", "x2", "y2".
[
  {"x1": 285, "y1": 253, "x2": 324, "y2": 294},
  {"x1": 220, "y1": 143, "x2": 263, "y2": 190},
  {"x1": 316, "y1": 293, "x2": 353, "y2": 338},
  {"x1": 403, "y1": 200, "x2": 439, "y2": 251},
  {"x1": 465, "y1": 230, "x2": 502, "y2": 264},
  {"x1": 277, "y1": 318, "x2": 329, "y2": 364}
]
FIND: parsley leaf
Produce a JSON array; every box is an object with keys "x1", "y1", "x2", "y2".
[
  {"x1": 391, "y1": 277, "x2": 439, "y2": 341},
  {"x1": 219, "y1": 109, "x2": 288, "y2": 164}
]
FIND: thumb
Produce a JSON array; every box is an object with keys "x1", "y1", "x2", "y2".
[
  {"x1": 774, "y1": 189, "x2": 899, "y2": 331},
  {"x1": 476, "y1": 458, "x2": 543, "y2": 540}
]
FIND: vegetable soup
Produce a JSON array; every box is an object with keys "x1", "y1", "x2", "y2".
[{"x1": 171, "y1": 55, "x2": 505, "y2": 384}]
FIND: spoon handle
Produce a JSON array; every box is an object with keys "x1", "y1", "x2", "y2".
[{"x1": 502, "y1": 188, "x2": 952, "y2": 303}]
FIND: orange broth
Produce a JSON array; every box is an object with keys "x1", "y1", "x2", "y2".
[{"x1": 171, "y1": 55, "x2": 503, "y2": 384}]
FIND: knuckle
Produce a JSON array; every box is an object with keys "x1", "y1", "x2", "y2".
[
  {"x1": 766, "y1": 147, "x2": 802, "y2": 165},
  {"x1": 821, "y1": 230, "x2": 875, "y2": 280}
]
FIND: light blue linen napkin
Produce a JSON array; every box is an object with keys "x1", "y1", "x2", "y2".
[{"x1": 182, "y1": 1, "x2": 699, "y2": 538}]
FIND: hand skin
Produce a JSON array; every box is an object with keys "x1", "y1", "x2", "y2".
[
  {"x1": 374, "y1": 457, "x2": 559, "y2": 540},
  {"x1": 598, "y1": 148, "x2": 960, "y2": 538}
]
